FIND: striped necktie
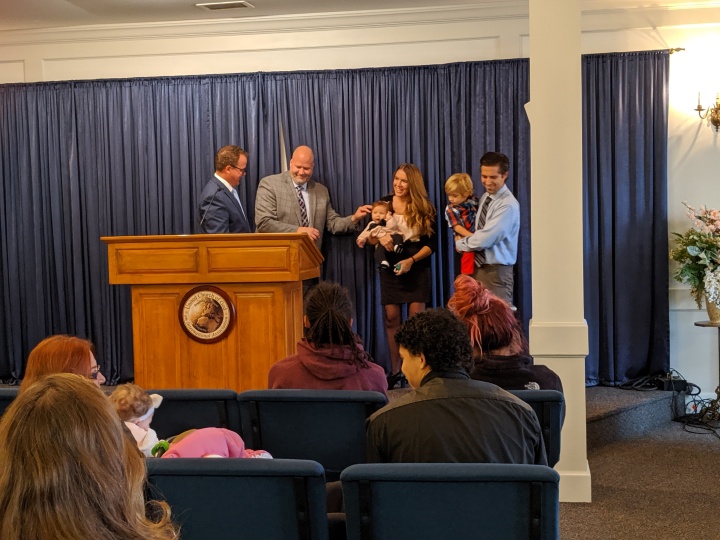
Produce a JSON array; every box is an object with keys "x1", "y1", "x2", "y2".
[
  {"x1": 475, "y1": 196, "x2": 492, "y2": 265},
  {"x1": 295, "y1": 185, "x2": 309, "y2": 227}
]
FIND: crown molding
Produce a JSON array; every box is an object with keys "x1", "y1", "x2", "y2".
[
  {"x1": 1, "y1": 1, "x2": 719, "y2": 47},
  {"x1": 0, "y1": 4, "x2": 527, "y2": 46}
]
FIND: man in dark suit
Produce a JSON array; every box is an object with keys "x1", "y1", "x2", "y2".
[
  {"x1": 197, "y1": 145, "x2": 252, "y2": 234},
  {"x1": 254, "y1": 145, "x2": 371, "y2": 251}
]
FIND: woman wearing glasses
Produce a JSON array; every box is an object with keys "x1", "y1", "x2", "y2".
[{"x1": 20, "y1": 334, "x2": 106, "y2": 391}]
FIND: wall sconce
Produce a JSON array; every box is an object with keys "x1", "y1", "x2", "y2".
[{"x1": 695, "y1": 93, "x2": 720, "y2": 132}]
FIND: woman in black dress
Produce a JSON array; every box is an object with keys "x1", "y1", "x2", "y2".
[{"x1": 368, "y1": 163, "x2": 436, "y2": 388}]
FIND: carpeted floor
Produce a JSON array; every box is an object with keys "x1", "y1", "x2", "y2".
[
  {"x1": 585, "y1": 386, "x2": 677, "y2": 422},
  {"x1": 560, "y1": 419, "x2": 720, "y2": 539}
]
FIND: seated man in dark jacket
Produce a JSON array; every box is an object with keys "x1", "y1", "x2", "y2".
[{"x1": 366, "y1": 308, "x2": 547, "y2": 465}]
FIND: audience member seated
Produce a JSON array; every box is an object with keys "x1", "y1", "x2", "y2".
[
  {"x1": 268, "y1": 281, "x2": 387, "y2": 396},
  {"x1": 110, "y1": 383, "x2": 164, "y2": 457},
  {"x1": 0, "y1": 373, "x2": 177, "y2": 539},
  {"x1": 448, "y1": 275, "x2": 563, "y2": 392},
  {"x1": 20, "y1": 334, "x2": 106, "y2": 391},
  {"x1": 366, "y1": 308, "x2": 547, "y2": 465}
]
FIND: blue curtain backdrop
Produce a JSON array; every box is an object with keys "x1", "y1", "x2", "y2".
[
  {"x1": 0, "y1": 54, "x2": 668, "y2": 385},
  {"x1": 582, "y1": 51, "x2": 669, "y2": 385}
]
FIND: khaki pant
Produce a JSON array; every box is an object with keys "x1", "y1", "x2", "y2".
[{"x1": 473, "y1": 264, "x2": 514, "y2": 306}]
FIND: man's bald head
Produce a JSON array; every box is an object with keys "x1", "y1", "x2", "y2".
[{"x1": 289, "y1": 146, "x2": 315, "y2": 185}]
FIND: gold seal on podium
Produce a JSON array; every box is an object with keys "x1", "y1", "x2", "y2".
[{"x1": 179, "y1": 286, "x2": 235, "y2": 343}]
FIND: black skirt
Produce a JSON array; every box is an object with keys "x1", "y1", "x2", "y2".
[{"x1": 378, "y1": 240, "x2": 432, "y2": 305}]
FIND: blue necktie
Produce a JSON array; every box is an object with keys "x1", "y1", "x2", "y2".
[{"x1": 232, "y1": 189, "x2": 247, "y2": 222}]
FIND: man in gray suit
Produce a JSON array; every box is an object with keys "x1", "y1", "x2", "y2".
[
  {"x1": 198, "y1": 145, "x2": 252, "y2": 234},
  {"x1": 255, "y1": 146, "x2": 372, "y2": 250}
]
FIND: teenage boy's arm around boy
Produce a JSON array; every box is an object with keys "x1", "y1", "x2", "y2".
[{"x1": 456, "y1": 197, "x2": 519, "y2": 253}]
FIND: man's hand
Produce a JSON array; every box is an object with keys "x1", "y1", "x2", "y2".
[
  {"x1": 298, "y1": 226, "x2": 320, "y2": 241},
  {"x1": 351, "y1": 204, "x2": 373, "y2": 223}
]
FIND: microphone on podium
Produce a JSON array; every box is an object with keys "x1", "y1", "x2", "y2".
[{"x1": 199, "y1": 187, "x2": 223, "y2": 233}]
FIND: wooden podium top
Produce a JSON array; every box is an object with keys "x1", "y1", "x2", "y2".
[{"x1": 101, "y1": 233, "x2": 324, "y2": 285}]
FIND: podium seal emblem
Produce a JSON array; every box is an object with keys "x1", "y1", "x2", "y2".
[{"x1": 179, "y1": 286, "x2": 235, "y2": 343}]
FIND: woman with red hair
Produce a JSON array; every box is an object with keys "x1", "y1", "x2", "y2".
[
  {"x1": 20, "y1": 335, "x2": 106, "y2": 391},
  {"x1": 447, "y1": 275, "x2": 562, "y2": 392}
]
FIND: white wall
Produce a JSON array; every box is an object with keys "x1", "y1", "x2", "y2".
[
  {"x1": 1, "y1": 5, "x2": 719, "y2": 395},
  {"x1": 666, "y1": 28, "x2": 720, "y2": 400}
]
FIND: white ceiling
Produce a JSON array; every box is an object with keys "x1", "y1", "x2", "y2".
[
  {"x1": 0, "y1": 0, "x2": 715, "y2": 32},
  {"x1": 0, "y1": 0, "x2": 475, "y2": 31}
]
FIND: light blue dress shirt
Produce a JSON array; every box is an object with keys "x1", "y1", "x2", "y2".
[{"x1": 456, "y1": 184, "x2": 520, "y2": 266}]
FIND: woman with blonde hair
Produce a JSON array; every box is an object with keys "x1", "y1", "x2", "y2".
[
  {"x1": 20, "y1": 334, "x2": 106, "y2": 391},
  {"x1": 0, "y1": 373, "x2": 177, "y2": 540},
  {"x1": 367, "y1": 163, "x2": 437, "y2": 388},
  {"x1": 448, "y1": 274, "x2": 563, "y2": 392}
]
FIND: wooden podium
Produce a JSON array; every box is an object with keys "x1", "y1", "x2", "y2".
[{"x1": 101, "y1": 234, "x2": 323, "y2": 391}]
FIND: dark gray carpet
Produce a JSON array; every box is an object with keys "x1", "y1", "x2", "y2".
[
  {"x1": 561, "y1": 420, "x2": 720, "y2": 539},
  {"x1": 585, "y1": 386, "x2": 675, "y2": 422}
]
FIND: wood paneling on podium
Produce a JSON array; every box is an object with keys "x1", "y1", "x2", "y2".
[{"x1": 102, "y1": 234, "x2": 322, "y2": 391}]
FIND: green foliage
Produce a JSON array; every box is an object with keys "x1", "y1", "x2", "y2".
[{"x1": 670, "y1": 229, "x2": 720, "y2": 308}]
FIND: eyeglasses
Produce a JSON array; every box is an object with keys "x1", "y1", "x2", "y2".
[
  {"x1": 89, "y1": 365, "x2": 102, "y2": 380},
  {"x1": 229, "y1": 165, "x2": 246, "y2": 174}
]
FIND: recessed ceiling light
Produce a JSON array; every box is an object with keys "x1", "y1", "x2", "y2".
[{"x1": 196, "y1": 1, "x2": 255, "y2": 11}]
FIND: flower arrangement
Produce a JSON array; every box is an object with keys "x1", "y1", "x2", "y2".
[{"x1": 670, "y1": 202, "x2": 720, "y2": 308}]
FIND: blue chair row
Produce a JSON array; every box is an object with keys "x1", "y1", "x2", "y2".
[
  {"x1": 145, "y1": 458, "x2": 560, "y2": 540},
  {"x1": 145, "y1": 458, "x2": 330, "y2": 540},
  {"x1": 0, "y1": 387, "x2": 564, "y2": 468},
  {"x1": 149, "y1": 389, "x2": 563, "y2": 468},
  {"x1": 153, "y1": 389, "x2": 387, "y2": 480},
  {"x1": 0, "y1": 387, "x2": 387, "y2": 479}
]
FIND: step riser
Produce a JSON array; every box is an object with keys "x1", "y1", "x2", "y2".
[{"x1": 587, "y1": 395, "x2": 682, "y2": 449}]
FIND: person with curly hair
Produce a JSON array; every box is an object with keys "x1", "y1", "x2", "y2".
[
  {"x1": 366, "y1": 163, "x2": 437, "y2": 388},
  {"x1": 268, "y1": 281, "x2": 387, "y2": 395},
  {"x1": 448, "y1": 274, "x2": 563, "y2": 392},
  {"x1": 110, "y1": 383, "x2": 164, "y2": 457},
  {"x1": 365, "y1": 308, "x2": 546, "y2": 465},
  {"x1": 0, "y1": 373, "x2": 177, "y2": 540}
]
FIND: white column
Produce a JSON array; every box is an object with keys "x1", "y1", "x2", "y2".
[{"x1": 527, "y1": 0, "x2": 591, "y2": 502}]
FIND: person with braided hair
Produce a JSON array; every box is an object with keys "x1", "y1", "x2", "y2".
[
  {"x1": 268, "y1": 281, "x2": 387, "y2": 396},
  {"x1": 447, "y1": 274, "x2": 563, "y2": 392}
]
